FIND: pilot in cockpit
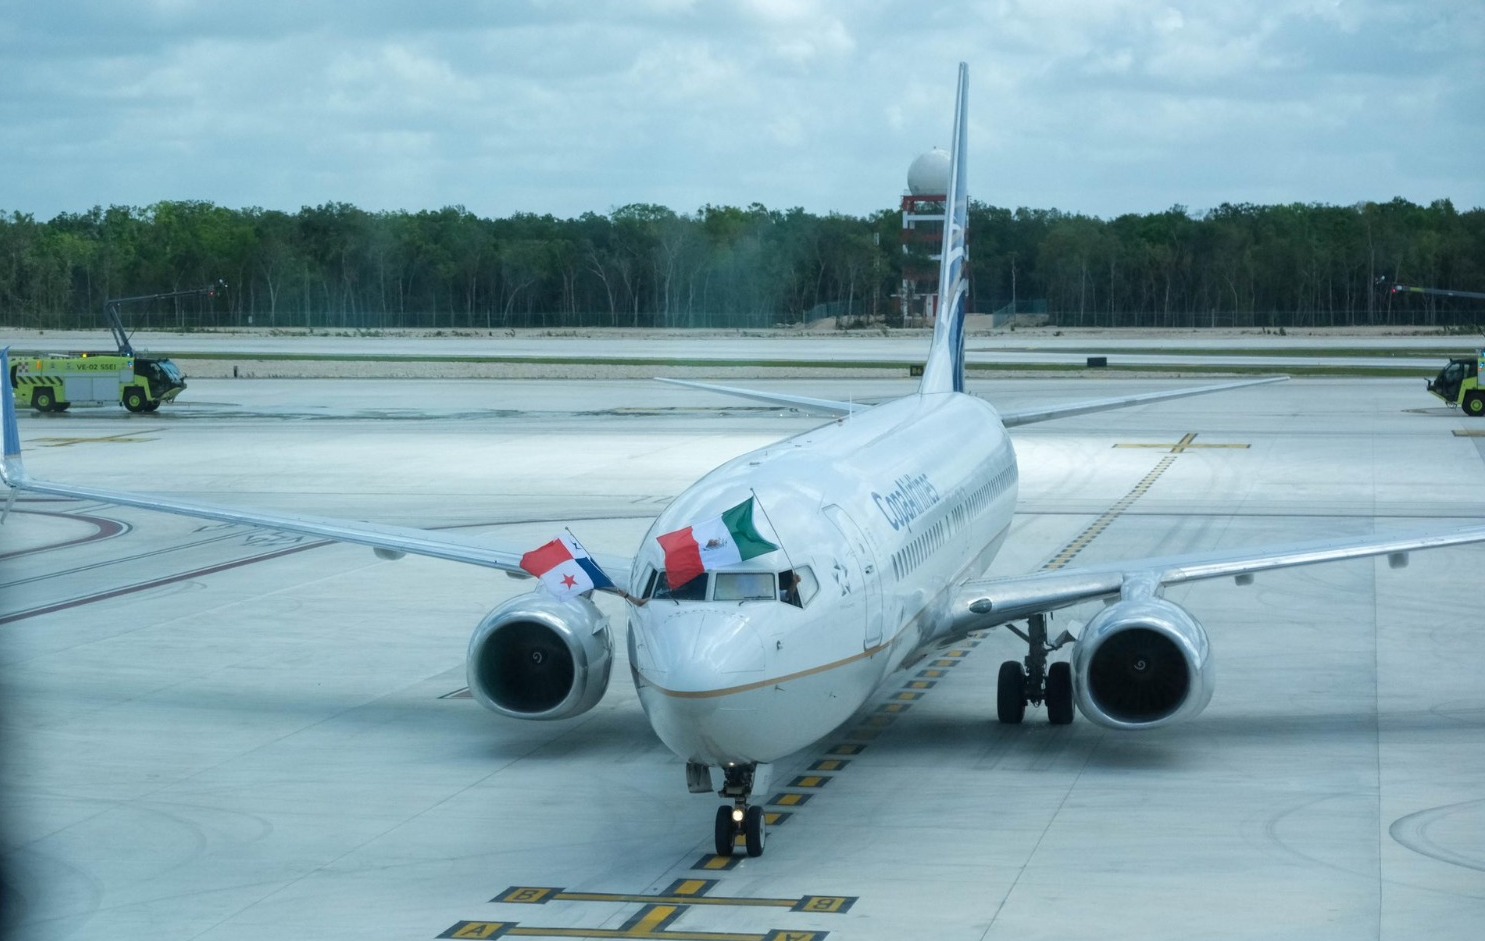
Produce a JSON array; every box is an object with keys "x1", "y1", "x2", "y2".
[{"x1": 779, "y1": 570, "x2": 802, "y2": 607}]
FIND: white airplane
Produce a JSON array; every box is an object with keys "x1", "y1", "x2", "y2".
[{"x1": 6, "y1": 63, "x2": 1485, "y2": 860}]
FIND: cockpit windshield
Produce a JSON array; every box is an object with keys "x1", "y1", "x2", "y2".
[
  {"x1": 642, "y1": 565, "x2": 818, "y2": 607},
  {"x1": 648, "y1": 571, "x2": 707, "y2": 601},
  {"x1": 713, "y1": 572, "x2": 775, "y2": 602}
]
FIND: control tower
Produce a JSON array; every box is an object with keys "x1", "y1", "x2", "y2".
[{"x1": 901, "y1": 148, "x2": 950, "y2": 323}]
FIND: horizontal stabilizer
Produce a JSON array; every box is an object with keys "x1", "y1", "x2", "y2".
[
  {"x1": 654, "y1": 378, "x2": 869, "y2": 417},
  {"x1": 997, "y1": 376, "x2": 1287, "y2": 427}
]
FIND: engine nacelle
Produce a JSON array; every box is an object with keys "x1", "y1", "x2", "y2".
[
  {"x1": 1071, "y1": 596, "x2": 1214, "y2": 730},
  {"x1": 466, "y1": 591, "x2": 613, "y2": 720}
]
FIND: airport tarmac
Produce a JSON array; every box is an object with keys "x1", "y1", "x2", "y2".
[
  {"x1": 0, "y1": 326, "x2": 1469, "y2": 372},
  {"x1": 2, "y1": 362, "x2": 1484, "y2": 940}
]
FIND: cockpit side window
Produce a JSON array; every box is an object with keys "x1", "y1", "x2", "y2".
[
  {"x1": 778, "y1": 566, "x2": 818, "y2": 608},
  {"x1": 650, "y1": 570, "x2": 707, "y2": 601},
  {"x1": 714, "y1": 572, "x2": 775, "y2": 602}
]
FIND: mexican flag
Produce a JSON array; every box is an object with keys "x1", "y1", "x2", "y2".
[{"x1": 657, "y1": 497, "x2": 779, "y2": 588}]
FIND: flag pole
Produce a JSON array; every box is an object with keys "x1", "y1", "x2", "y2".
[
  {"x1": 750, "y1": 489, "x2": 794, "y2": 572},
  {"x1": 566, "y1": 525, "x2": 645, "y2": 605}
]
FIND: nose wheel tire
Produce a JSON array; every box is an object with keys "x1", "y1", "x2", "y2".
[
  {"x1": 743, "y1": 805, "x2": 766, "y2": 857},
  {"x1": 713, "y1": 803, "x2": 767, "y2": 857},
  {"x1": 714, "y1": 805, "x2": 736, "y2": 857}
]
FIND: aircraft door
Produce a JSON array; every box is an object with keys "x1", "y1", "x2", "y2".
[{"x1": 824, "y1": 505, "x2": 883, "y2": 650}]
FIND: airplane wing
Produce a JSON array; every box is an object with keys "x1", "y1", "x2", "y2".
[
  {"x1": 0, "y1": 350, "x2": 633, "y2": 586},
  {"x1": 658, "y1": 376, "x2": 1288, "y2": 423},
  {"x1": 653, "y1": 378, "x2": 869, "y2": 417},
  {"x1": 949, "y1": 523, "x2": 1485, "y2": 631}
]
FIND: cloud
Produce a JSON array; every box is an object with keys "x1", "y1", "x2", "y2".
[{"x1": 0, "y1": 0, "x2": 1480, "y2": 219}]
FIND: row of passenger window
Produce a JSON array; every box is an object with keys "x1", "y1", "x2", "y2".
[{"x1": 889, "y1": 460, "x2": 1016, "y2": 582}]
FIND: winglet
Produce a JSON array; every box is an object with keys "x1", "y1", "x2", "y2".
[
  {"x1": 2, "y1": 347, "x2": 29, "y2": 490},
  {"x1": 919, "y1": 62, "x2": 970, "y2": 395}
]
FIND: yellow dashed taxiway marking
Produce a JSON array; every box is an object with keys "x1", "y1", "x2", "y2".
[
  {"x1": 1114, "y1": 432, "x2": 1249, "y2": 453},
  {"x1": 35, "y1": 432, "x2": 157, "y2": 448}
]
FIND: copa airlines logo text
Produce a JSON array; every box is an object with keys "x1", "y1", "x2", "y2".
[{"x1": 871, "y1": 473, "x2": 941, "y2": 531}]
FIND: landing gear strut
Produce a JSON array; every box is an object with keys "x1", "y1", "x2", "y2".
[
  {"x1": 997, "y1": 612, "x2": 1076, "y2": 725},
  {"x1": 711, "y1": 763, "x2": 767, "y2": 858}
]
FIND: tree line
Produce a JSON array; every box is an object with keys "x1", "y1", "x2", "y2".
[{"x1": 1, "y1": 197, "x2": 1481, "y2": 331}]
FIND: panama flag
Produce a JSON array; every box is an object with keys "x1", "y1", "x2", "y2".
[
  {"x1": 520, "y1": 533, "x2": 615, "y2": 600},
  {"x1": 657, "y1": 497, "x2": 779, "y2": 588}
]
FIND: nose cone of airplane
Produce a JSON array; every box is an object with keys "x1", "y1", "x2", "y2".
[
  {"x1": 629, "y1": 608, "x2": 775, "y2": 764},
  {"x1": 633, "y1": 608, "x2": 766, "y2": 688}
]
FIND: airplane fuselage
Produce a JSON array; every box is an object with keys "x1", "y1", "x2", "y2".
[{"x1": 628, "y1": 390, "x2": 1019, "y2": 766}]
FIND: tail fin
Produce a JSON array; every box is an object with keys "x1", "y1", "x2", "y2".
[{"x1": 919, "y1": 62, "x2": 970, "y2": 395}]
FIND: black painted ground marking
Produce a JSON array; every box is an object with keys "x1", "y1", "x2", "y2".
[
  {"x1": 443, "y1": 880, "x2": 854, "y2": 940},
  {"x1": 768, "y1": 792, "x2": 812, "y2": 808}
]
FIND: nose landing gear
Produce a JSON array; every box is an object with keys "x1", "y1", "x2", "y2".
[
  {"x1": 709, "y1": 763, "x2": 770, "y2": 858},
  {"x1": 714, "y1": 803, "x2": 766, "y2": 857}
]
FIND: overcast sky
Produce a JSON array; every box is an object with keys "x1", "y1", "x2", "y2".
[{"x1": 3, "y1": 1, "x2": 1481, "y2": 221}]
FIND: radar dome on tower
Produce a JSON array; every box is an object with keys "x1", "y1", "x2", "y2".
[{"x1": 907, "y1": 148, "x2": 951, "y2": 196}]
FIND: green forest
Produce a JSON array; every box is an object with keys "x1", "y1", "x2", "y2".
[{"x1": 2, "y1": 197, "x2": 1482, "y2": 331}]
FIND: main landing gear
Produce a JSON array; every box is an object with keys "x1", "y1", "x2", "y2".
[
  {"x1": 997, "y1": 612, "x2": 1076, "y2": 726},
  {"x1": 702, "y1": 763, "x2": 768, "y2": 858}
]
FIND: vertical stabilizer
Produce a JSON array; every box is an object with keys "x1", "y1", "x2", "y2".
[{"x1": 918, "y1": 62, "x2": 970, "y2": 395}]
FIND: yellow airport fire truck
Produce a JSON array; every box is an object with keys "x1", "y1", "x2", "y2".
[
  {"x1": 1426, "y1": 349, "x2": 1485, "y2": 417},
  {"x1": 1389, "y1": 282, "x2": 1485, "y2": 418},
  {"x1": 10, "y1": 352, "x2": 185, "y2": 413},
  {"x1": 7, "y1": 283, "x2": 220, "y2": 413}
]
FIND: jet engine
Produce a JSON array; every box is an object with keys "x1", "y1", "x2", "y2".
[
  {"x1": 1070, "y1": 596, "x2": 1214, "y2": 730},
  {"x1": 465, "y1": 591, "x2": 613, "y2": 720}
]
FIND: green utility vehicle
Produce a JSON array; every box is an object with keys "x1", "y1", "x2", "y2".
[{"x1": 1426, "y1": 351, "x2": 1485, "y2": 417}]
